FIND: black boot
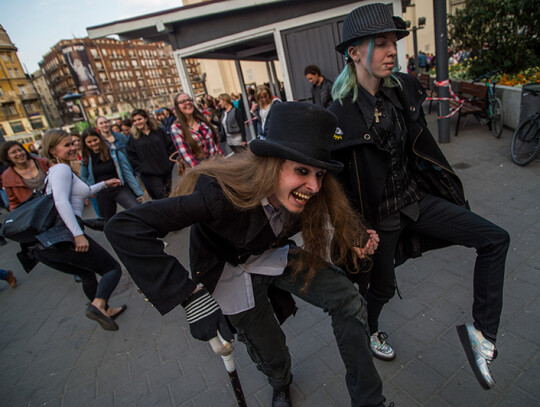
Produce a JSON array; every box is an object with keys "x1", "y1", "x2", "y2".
[{"x1": 272, "y1": 386, "x2": 291, "y2": 407}]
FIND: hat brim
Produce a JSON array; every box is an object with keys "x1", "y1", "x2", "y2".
[
  {"x1": 336, "y1": 29, "x2": 409, "y2": 54},
  {"x1": 250, "y1": 139, "x2": 344, "y2": 173}
]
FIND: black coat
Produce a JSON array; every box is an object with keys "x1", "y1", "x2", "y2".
[
  {"x1": 126, "y1": 127, "x2": 175, "y2": 176},
  {"x1": 105, "y1": 175, "x2": 298, "y2": 321},
  {"x1": 328, "y1": 73, "x2": 468, "y2": 266}
]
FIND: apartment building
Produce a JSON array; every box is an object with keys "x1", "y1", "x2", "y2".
[
  {"x1": 0, "y1": 25, "x2": 49, "y2": 143},
  {"x1": 40, "y1": 37, "x2": 203, "y2": 125}
]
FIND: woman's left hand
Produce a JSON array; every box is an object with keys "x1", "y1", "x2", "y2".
[
  {"x1": 353, "y1": 229, "x2": 379, "y2": 259},
  {"x1": 105, "y1": 178, "x2": 122, "y2": 188}
]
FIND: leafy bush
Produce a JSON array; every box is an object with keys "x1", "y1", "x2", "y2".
[{"x1": 448, "y1": 0, "x2": 540, "y2": 78}]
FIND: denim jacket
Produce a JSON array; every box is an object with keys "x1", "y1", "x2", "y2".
[{"x1": 81, "y1": 148, "x2": 144, "y2": 196}]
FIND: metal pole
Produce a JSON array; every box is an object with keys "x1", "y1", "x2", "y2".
[
  {"x1": 433, "y1": 0, "x2": 451, "y2": 143},
  {"x1": 234, "y1": 59, "x2": 256, "y2": 141},
  {"x1": 265, "y1": 61, "x2": 277, "y2": 97},
  {"x1": 413, "y1": 27, "x2": 419, "y2": 73}
]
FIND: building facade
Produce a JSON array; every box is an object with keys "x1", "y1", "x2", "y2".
[
  {"x1": 32, "y1": 69, "x2": 62, "y2": 127},
  {"x1": 0, "y1": 25, "x2": 49, "y2": 144},
  {"x1": 40, "y1": 37, "x2": 197, "y2": 125}
]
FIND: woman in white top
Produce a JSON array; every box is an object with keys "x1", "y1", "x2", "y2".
[
  {"x1": 251, "y1": 85, "x2": 281, "y2": 138},
  {"x1": 35, "y1": 129, "x2": 127, "y2": 331}
]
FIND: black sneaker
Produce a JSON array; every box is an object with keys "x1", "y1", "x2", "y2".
[{"x1": 272, "y1": 386, "x2": 291, "y2": 407}]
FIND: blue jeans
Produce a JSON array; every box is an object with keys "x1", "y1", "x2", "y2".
[
  {"x1": 228, "y1": 255, "x2": 384, "y2": 407},
  {"x1": 0, "y1": 269, "x2": 7, "y2": 280}
]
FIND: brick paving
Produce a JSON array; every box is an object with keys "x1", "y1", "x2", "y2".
[{"x1": 0, "y1": 111, "x2": 538, "y2": 406}]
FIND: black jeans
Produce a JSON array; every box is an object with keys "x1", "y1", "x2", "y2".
[
  {"x1": 140, "y1": 173, "x2": 172, "y2": 200},
  {"x1": 34, "y1": 234, "x2": 122, "y2": 302},
  {"x1": 96, "y1": 185, "x2": 139, "y2": 219},
  {"x1": 366, "y1": 194, "x2": 510, "y2": 342},
  {"x1": 227, "y1": 257, "x2": 385, "y2": 407}
]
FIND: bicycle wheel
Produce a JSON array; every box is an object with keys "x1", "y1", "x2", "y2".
[
  {"x1": 491, "y1": 97, "x2": 503, "y2": 138},
  {"x1": 511, "y1": 116, "x2": 540, "y2": 166}
]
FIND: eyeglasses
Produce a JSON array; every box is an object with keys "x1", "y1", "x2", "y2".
[{"x1": 177, "y1": 98, "x2": 193, "y2": 105}]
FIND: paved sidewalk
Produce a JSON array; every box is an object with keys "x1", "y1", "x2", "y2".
[{"x1": 0, "y1": 112, "x2": 538, "y2": 407}]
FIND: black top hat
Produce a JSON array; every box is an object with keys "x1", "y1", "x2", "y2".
[
  {"x1": 336, "y1": 3, "x2": 409, "y2": 55},
  {"x1": 250, "y1": 102, "x2": 344, "y2": 172}
]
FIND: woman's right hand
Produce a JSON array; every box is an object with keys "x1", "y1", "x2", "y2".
[
  {"x1": 74, "y1": 235, "x2": 89, "y2": 252},
  {"x1": 105, "y1": 178, "x2": 122, "y2": 188}
]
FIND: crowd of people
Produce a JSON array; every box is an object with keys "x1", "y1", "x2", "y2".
[{"x1": 0, "y1": 4, "x2": 511, "y2": 406}]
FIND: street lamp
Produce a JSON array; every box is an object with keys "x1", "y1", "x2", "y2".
[{"x1": 406, "y1": 17, "x2": 426, "y2": 73}]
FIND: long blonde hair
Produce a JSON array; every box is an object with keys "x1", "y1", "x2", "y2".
[
  {"x1": 173, "y1": 150, "x2": 369, "y2": 284},
  {"x1": 42, "y1": 129, "x2": 70, "y2": 162}
]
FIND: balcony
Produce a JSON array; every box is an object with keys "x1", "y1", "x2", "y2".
[{"x1": 20, "y1": 91, "x2": 39, "y2": 100}]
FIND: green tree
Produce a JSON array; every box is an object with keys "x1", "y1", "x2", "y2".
[{"x1": 448, "y1": 0, "x2": 540, "y2": 77}]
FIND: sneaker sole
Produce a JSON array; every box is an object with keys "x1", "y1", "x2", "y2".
[
  {"x1": 371, "y1": 348, "x2": 396, "y2": 361},
  {"x1": 456, "y1": 324, "x2": 493, "y2": 390}
]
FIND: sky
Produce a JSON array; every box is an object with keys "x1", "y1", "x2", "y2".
[{"x1": 1, "y1": 0, "x2": 184, "y2": 73}]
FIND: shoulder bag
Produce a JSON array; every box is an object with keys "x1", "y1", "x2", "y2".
[{"x1": 0, "y1": 179, "x2": 58, "y2": 243}]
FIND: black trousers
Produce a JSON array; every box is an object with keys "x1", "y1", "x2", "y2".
[
  {"x1": 34, "y1": 234, "x2": 122, "y2": 302},
  {"x1": 140, "y1": 173, "x2": 172, "y2": 200},
  {"x1": 366, "y1": 194, "x2": 509, "y2": 342},
  {"x1": 228, "y1": 257, "x2": 384, "y2": 407},
  {"x1": 96, "y1": 185, "x2": 139, "y2": 219}
]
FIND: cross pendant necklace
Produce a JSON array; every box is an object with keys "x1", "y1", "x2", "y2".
[{"x1": 374, "y1": 107, "x2": 383, "y2": 123}]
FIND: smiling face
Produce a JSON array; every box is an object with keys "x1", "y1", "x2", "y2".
[
  {"x1": 84, "y1": 134, "x2": 102, "y2": 154},
  {"x1": 350, "y1": 32, "x2": 398, "y2": 80},
  {"x1": 96, "y1": 117, "x2": 111, "y2": 134},
  {"x1": 132, "y1": 114, "x2": 149, "y2": 131},
  {"x1": 49, "y1": 136, "x2": 77, "y2": 163},
  {"x1": 7, "y1": 145, "x2": 29, "y2": 166},
  {"x1": 267, "y1": 160, "x2": 326, "y2": 214},
  {"x1": 175, "y1": 93, "x2": 194, "y2": 117}
]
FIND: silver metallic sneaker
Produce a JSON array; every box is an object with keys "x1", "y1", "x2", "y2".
[
  {"x1": 456, "y1": 323, "x2": 497, "y2": 390},
  {"x1": 370, "y1": 331, "x2": 396, "y2": 361}
]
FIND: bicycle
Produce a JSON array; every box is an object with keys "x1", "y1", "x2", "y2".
[
  {"x1": 511, "y1": 86, "x2": 540, "y2": 165},
  {"x1": 473, "y1": 69, "x2": 504, "y2": 138}
]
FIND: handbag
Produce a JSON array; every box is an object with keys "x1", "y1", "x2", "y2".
[
  {"x1": 0, "y1": 181, "x2": 58, "y2": 243},
  {"x1": 169, "y1": 151, "x2": 188, "y2": 176}
]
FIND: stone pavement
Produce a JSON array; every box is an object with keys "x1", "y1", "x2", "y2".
[{"x1": 0, "y1": 112, "x2": 538, "y2": 407}]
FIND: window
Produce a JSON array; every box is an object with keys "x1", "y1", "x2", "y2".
[
  {"x1": 8, "y1": 68, "x2": 14, "y2": 78},
  {"x1": 2, "y1": 103, "x2": 18, "y2": 117},
  {"x1": 18, "y1": 85, "x2": 27, "y2": 96},
  {"x1": 1, "y1": 54, "x2": 7, "y2": 62},
  {"x1": 10, "y1": 121, "x2": 25, "y2": 133},
  {"x1": 0, "y1": 124, "x2": 5, "y2": 137},
  {"x1": 23, "y1": 102, "x2": 38, "y2": 114},
  {"x1": 30, "y1": 118, "x2": 44, "y2": 130}
]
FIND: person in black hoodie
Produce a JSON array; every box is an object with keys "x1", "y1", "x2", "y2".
[{"x1": 127, "y1": 108, "x2": 176, "y2": 199}]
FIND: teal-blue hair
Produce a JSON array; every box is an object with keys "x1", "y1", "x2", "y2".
[{"x1": 332, "y1": 36, "x2": 402, "y2": 104}]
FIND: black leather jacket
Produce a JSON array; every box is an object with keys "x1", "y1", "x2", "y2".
[{"x1": 329, "y1": 73, "x2": 468, "y2": 266}]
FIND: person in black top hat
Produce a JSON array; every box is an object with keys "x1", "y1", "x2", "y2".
[
  {"x1": 328, "y1": 3, "x2": 509, "y2": 391},
  {"x1": 105, "y1": 102, "x2": 391, "y2": 407}
]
